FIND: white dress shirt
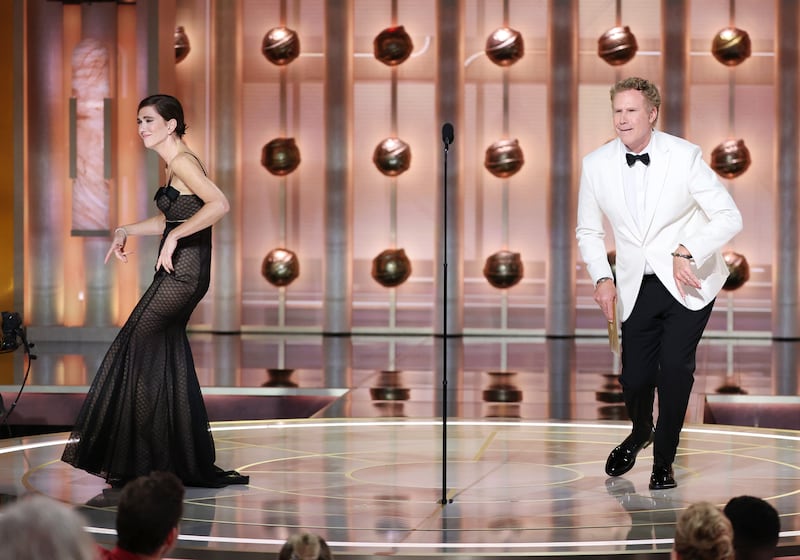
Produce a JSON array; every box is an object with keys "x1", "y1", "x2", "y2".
[{"x1": 623, "y1": 138, "x2": 654, "y2": 275}]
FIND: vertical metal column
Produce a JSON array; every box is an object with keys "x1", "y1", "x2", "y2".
[
  {"x1": 211, "y1": 0, "x2": 242, "y2": 332},
  {"x1": 1, "y1": 0, "x2": 23, "y2": 383},
  {"x1": 435, "y1": 0, "x2": 464, "y2": 336},
  {"x1": 660, "y1": 0, "x2": 688, "y2": 137},
  {"x1": 773, "y1": 0, "x2": 799, "y2": 341},
  {"x1": 323, "y1": 0, "x2": 353, "y2": 334},
  {"x1": 10, "y1": 0, "x2": 23, "y2": 316},
  {"x1": 546, "y1": 0, "x2": 577, "y2": 337},
  {"x1": 27, "y1": 0, "x2": 65, "y2": 326},
  {"x1": 547, "y1": 338, "x2": 576, "y2": 421},
  {"x1": 773, "y1": 341, "x2": 798, "y2": 395}
]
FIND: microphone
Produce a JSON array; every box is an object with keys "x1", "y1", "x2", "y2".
[{"x1": 442, "y1": 122, "x2": 454, "y2": 148}]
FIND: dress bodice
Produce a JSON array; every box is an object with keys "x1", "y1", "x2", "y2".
[{"x1": 155, "y1": 185, "x2": 204, "y2": 221}]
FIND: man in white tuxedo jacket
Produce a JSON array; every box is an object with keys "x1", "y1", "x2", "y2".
[{"x1": 576, "y1": 77, "x2": 742, "y2": 490}]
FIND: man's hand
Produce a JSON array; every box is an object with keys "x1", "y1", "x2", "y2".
[
  {"x1": 672, "y1": 245, "x2": 700, "y2": 298},
  {"x1": 594, "y1": 278, "x2": 617, "y2": 322}
]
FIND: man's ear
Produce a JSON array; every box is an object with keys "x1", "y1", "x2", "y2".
[{"x1": 163, "y1": 526, "x2": 179, "y2": 553}]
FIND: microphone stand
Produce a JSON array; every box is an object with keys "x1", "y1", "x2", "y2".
[{"x1": 440, "y1": 125, "x2": 453, "y2": 506}]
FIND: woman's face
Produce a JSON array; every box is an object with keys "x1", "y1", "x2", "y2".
[{"x1": 137, "y1": 105, "x2": 175, "y2": 149}]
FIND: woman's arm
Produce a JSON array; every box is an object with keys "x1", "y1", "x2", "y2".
[
  {"x1": 105, "y1": 214, "x2": 166, "y2": 264},
  {"x1": 156, "y1": 152, "x2": 230, "y2": 273}
]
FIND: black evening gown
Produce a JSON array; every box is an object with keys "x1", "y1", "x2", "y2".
[{"x1": 62, "y1": 181, "x2": 248, "y2": 488}]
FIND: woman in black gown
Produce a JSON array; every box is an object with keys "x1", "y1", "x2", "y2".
[{"x1": 62, "y1": 94, "x2": 248, "y2": 488}]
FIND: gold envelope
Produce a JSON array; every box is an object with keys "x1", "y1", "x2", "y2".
[{"x1": 608, "y1": 306, "x2": 620, "y2": 355}]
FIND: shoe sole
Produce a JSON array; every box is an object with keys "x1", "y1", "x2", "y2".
[{"x1": 649, "y1": 481, "x2": 677, "y2": 490}]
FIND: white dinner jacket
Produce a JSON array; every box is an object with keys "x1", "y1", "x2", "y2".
[{"x1": 576, "y1": 129, "x2": 743, "y2": 322}]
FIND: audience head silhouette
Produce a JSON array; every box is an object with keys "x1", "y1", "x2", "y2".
[
  {"x1": 0, "y1": 494, "x2": 96, "y2": 560},
  {"x1": 114, "y1": 471, "x2": 185, "y2": 558},
  {"x1": 724, "y1": 495, "x2": 780, "y2": 560},
  {"x1": 673, "y1": 501, "x2": 734, "y2": 560},
  {"x1": 278, "y1": 532, "x2": 333, "y2": 560}
]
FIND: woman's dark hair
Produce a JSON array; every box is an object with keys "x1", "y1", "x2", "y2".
[{"x1": 138, "y1": 94, "x2": 188, "y2": 137}]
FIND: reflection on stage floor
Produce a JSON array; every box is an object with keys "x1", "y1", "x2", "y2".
[{"x1": 0, "y1": 334, "x2": 799, "y2": 559}]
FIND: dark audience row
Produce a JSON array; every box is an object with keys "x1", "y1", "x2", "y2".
[{"x1": 0, "y1": 472, "x2": 781, "y2": 560}]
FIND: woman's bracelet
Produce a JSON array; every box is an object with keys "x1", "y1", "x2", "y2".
[
  {"x1": 671, "y1": 251, "x2": 693, "y2": 260},
  {"x1": 114, "y1": 227, "x2": 128, "y2": 239}
]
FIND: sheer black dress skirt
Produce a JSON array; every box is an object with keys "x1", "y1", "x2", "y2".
[{"x1": 62, "y1": 186, "x2": 248, "y2": 488}]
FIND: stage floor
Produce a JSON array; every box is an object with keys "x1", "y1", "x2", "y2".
[
  {"x1": 2, "y1": 334, "x2": 800, "y2": 558},
  {"x1": 2, "y1": 420, "x2": 800, "y2": 558}
]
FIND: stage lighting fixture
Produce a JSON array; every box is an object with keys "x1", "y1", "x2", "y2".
[{"x1": 0, "y1": 312, "x2": 23, "y2": 353}]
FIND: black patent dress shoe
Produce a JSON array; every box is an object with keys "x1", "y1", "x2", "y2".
[
  {"x1": 605, "y1": 430, "x2": 655, "y2": 477},
  {"x1": 648, "y1": 464, "x2": 676, "y2": 490}
]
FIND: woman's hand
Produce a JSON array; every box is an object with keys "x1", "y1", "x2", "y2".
[
  {"x1": 156, "y1": 232, "x2": 178, "y2": 273},
  {"x1": 105, "y1": 228, "x2": 133, "y2": 264}
]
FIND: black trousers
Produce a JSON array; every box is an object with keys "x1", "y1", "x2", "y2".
[{"x1": 620, "y1": 275, "x2": 714, "y2": 467}]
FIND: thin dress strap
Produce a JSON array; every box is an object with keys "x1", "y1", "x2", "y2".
[{"x1": 166, "y1": 150, "x2": 208, "y2": 187}]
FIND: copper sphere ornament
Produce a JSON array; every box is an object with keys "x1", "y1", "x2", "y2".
[
  {"x1": 174, "y1": 26, "x2": 191, "y2": 64},
  {"x1": 373, "y1": 137, "x2": 411, "y2": 176},
  {"x1": 261, "y1": 138, "x2": 301, "y2": 176},
  {"x1": 597, "y1": 26, "x2": 638, "y2": 66},
  {"x1": 722, "y1": 251, "x2": 750, "y2": 291},
  {"x1": 711, "y1": 27, "x2": 751, "y2": 66},
  {"x1": 373, "y1": 26, "x2": 414, "y2": 66},
  {"x1": 710, "y1": 138, "x2": 751, "y2": 179},
  {"x1": 482, "y1": 371, "x2": 523, "y2": 403},
  {"x1": 261, "y1": 26, "x2": 300, "y2": 66},
  {"x1": 596, "y1": 373, "x2": 624, "y2": 404},
  {"x1": 372, "y1": 248, "x2": 412, "y2": 287},
  {"x1": 484, "y1": 139, "x2": 525, "y2": 178},
  {"x1": 369, "y1": 370, "x2": 410, "y2": 401},
  {"x1": 483, "y1": 250, "x2": 524, "y2": 289},
  {"x1": 262, "y1": 248, "x2": 300, "y2": 287},
  {"x1": 485, "y1": 26, "x2": 524, "y2": 67},
  {"x1": 262, "y1": 368, "x2": 298, "y2": 388}
]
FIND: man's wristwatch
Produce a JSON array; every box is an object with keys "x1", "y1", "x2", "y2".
[{"x1": 595, "y1": 277, "x2": 613, "y2": 288}]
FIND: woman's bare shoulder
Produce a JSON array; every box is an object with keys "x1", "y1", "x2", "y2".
[{"x1": 169, "y1": 150, "x2": 207, "y2": 174}]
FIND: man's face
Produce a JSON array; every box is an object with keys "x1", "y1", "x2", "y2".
[{"x1": 612, "y1": 88, "x2": 657, "y2": 153}]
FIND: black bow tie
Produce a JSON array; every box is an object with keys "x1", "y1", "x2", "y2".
[{"x1": 626, "y1": 152, "x2": 650, "y2": 167}]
